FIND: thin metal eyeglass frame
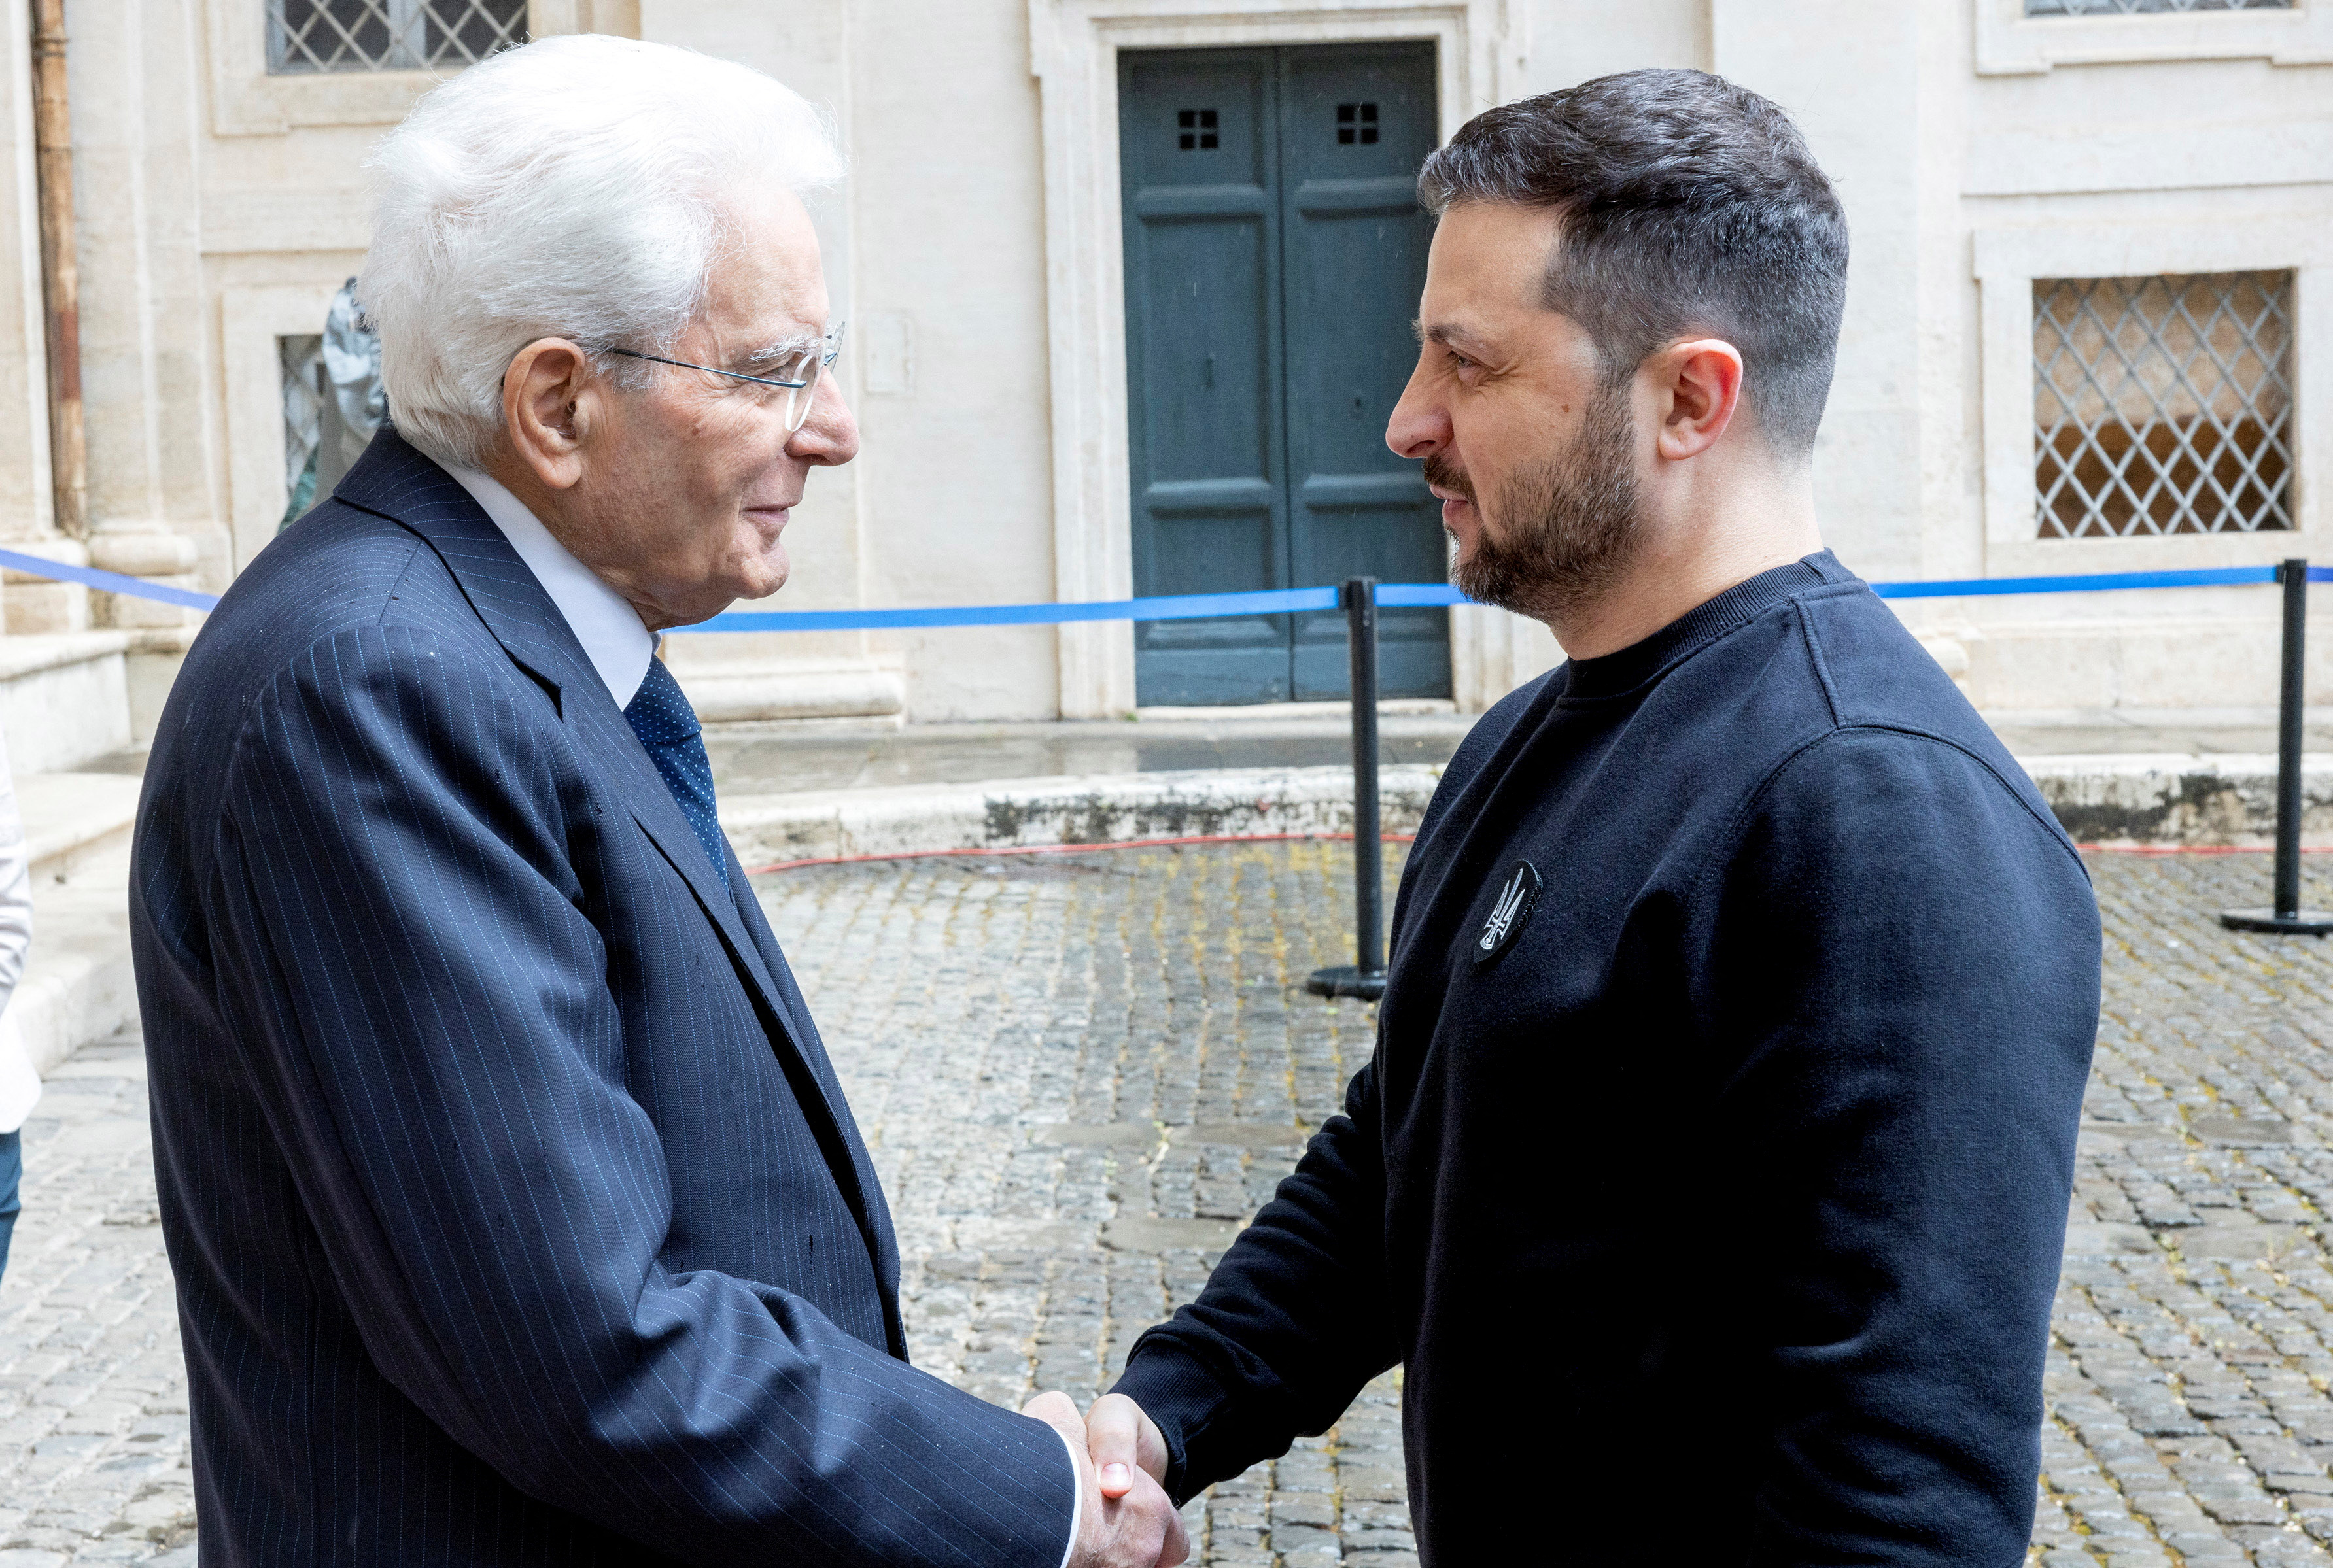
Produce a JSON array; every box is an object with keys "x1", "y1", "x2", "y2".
[{"x1": 605, "y1": 321, "x2": 846, "y2": 432}]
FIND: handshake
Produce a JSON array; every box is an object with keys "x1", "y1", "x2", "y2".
[{"x1": 1024, "y1": 1389, "x2": 1187, "y2": 1568}]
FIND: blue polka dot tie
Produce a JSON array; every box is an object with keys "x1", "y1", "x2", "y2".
[{"x1": 624, "y1": 656, "x2": 730, "y2": 891}]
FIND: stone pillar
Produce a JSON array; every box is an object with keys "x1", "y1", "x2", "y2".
[{"x1": 66, "y1": 0, "x2": 226, "y2": 634}]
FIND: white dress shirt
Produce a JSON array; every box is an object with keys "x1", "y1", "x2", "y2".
[
  {"x1": 447, "y1": 466, "x2": 1086, "y2": 1565},
  {"x1": 447, "y1": 468, "x2": 655, "y2": 708}
]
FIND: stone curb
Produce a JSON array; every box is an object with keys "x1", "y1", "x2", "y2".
[
  {"x1": 2020, "y1": 753, "x2": 2333, "y2": 847},
  {"x1": 717, "y1": 755, "x2": 2333, "y2": 864},
  {"x1": 719, "y1": 764, "x2": 1445, "y2": 868}
]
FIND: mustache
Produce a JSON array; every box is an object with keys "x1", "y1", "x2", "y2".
[{"x1": 1422, "y1": 452, "x2": 1474, "y2": 503}]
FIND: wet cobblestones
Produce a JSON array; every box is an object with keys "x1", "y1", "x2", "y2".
[
  {"x1": 2038, "y1": 855, "x2": 2333, "y2": 1567},
  {"x1": 17, "y1": 842, "x2": 2333, "y2": 1561}
]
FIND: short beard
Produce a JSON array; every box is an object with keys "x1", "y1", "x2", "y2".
[{"x1": 1434, "y1": 381, "x2": 1644, "y2": 626}]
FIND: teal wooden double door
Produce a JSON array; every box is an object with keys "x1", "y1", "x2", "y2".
[{"x1": 1120, "y1": 43, "x2": 1448, "y2": 707}]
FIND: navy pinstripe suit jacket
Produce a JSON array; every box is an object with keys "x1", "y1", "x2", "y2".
[{"x1": 131, "y1": 431, "x2": 1075, "y2": 1566}]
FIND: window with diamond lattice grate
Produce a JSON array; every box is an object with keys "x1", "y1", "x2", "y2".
[
  {"x1": 266, "y1": 0, "x2": 524, "y2": 73},
  {"x1": 2031, "y1": 271, "x2": 2293, "y2": 540}
]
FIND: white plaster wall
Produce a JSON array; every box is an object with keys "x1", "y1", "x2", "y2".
[
  {"x1": 1708, "y1": 0, "x2": 1926, "y2": 585},
  {"x1": 1515, "y1": 0, "x2": 1707, "y2": 90},
  {"x1": 636, "y1": 0, "x2": 888, "y2": 702},
  {"x1": 842, "y1": 0, "x2": 1058, "y2": 721},
  {"x1": 643, "y1": 0, "x2": 1062, "y2": 721}
]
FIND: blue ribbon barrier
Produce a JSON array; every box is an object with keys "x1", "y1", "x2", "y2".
[
  {"x1": 687, "y1": 584, "x2": 1343, "y2": 632},
  {"x1": 1, "y1": 543, "x2": 2323, "y2": 628},
  {"x1": 1870, "y1": 565, "x2": 2289, "y2": 598},
  {"x1": 0, "y1": 547, "x2": 224, "y2": 611},
  {"x1": 679, "y1": 564, "x2": 2319, "y2": 630}
]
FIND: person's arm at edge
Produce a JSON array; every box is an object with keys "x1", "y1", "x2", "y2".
[{"x1": 0, "y1": 723, "x2": 37, "y2": 1134}]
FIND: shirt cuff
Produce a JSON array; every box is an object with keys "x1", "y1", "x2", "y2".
[{"x1": 1054, "y1": 1423, "x2": 1084, "y2": 1568}]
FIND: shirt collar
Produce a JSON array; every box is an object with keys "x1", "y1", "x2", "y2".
[{"x1": 446, "y1": 467, "x2": 657, "y2": 709}]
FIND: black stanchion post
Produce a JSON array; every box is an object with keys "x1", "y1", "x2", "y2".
[
  {"x1": 2222, "y1": 558, "x2": 2333, "y2": 934},
  {"x1": 1308, "y1": 577, "x2": 1388, "y2": 1000}
]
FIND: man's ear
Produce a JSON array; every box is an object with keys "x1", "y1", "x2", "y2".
[
  {"x1": 1652, "y1": 337, "x2": 1745, "y2": 463},
  {"x1": 501, "y1": 338, "x2": 600, "y2": 490}
]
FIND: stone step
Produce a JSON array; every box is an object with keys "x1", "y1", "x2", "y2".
[
  {"x1": 18, "y1": 768, "x2": 143, "y2": 882},
  {"x1": 0, "y1": 631, "x2": 133, "y2": 773},
  {"x1": 717, "y1": 764, "x2": 1447, "y2": 870},
  {"x1": 0, "y1": 766, "x2": 145, "y2": 1082},
  {"x1": 1, "y1": 840, "x2": 135, "y2": 1080}
]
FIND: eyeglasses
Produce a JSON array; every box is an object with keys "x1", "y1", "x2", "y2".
[{"x1": 606, "y1": 321, "x2": 847, "y2": 433}]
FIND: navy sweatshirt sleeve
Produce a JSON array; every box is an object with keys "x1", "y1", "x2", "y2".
[{"x1": 1698, "y1": 728, "x2": 2099, "y2": 1563}]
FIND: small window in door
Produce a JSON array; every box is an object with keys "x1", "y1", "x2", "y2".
[
  {"x1": 1336, "y1": 103, "x2": 1379, "y2": 145},
  {"x1": 1178, "y1": 109, "x2": 1219, "y2": 150}
]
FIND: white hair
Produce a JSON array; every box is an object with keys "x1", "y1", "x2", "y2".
[{"x1": 357, "y1": 35, "x2": 844, "y2": 470}]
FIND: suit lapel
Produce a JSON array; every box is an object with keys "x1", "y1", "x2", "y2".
[{"x1": 332, "y1": 433, "x2": 884, "y2": 1261}]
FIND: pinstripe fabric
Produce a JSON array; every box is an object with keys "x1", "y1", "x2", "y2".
[{"x1": 131, "y1": 430, "x2": 1075, "y2": 1567}]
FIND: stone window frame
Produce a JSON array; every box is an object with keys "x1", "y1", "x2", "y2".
[
  {"x1": 207, "y1": 0, "x2": 593, "y2": 137},
  {"x1": 1975, "y1": 221, "x2": 2331, "y2": 578},
  {"x1": 264, "y1": 0, "x2": 527, "y2": 77},
  {"x1": 1976, "y1": 0, "x2": 2333, "y2": 74}
]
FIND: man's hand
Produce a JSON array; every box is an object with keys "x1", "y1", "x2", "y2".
[
  {"x1": 1083, "y1": 1393, "x2": 1169, "y2": 1500},
  {"x1": 1023, "y1": 1391, "x2": 1188, "y2": 1568}
]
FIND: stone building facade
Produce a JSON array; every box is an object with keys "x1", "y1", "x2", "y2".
[{"x1": 0, "y1": 0, "x2": 2324, "y2": 757}]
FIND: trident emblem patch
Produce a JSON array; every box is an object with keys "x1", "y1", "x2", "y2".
[{"x1": 1472, "y1": 861, "x2": 1542, "y2": 966}]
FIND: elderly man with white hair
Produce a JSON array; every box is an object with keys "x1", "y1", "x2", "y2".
[{"x1": 130, "y1": 37, "x2": 1184, "y2": 1568}]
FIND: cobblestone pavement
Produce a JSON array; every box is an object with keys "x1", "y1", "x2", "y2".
[
  {"x1": 0, "y1": 1035, "x2": 194, "y2": 1567},
  {"x1": 25, "y1": 843, "x2": 2333, "y2": 1562}
]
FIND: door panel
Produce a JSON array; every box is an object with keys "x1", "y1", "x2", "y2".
[
  {"x1": 1278, "y1": 43, "x2": 1447, "y2": 700},
  {"x1": 1120, "y1": 51, "x2": 1290, "y2": 706},
  {"x1": 1121, "y1": 42, "x2": 1445, "y2": 706}
]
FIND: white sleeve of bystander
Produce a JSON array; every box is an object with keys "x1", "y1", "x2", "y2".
[{"x1": 0, "y1": 723, "x2": 37, "y2": 1133}]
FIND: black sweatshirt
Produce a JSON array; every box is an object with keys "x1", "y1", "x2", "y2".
[{"x1": 1112, "y1": 553, "x2": 2101, "y2": 1566}]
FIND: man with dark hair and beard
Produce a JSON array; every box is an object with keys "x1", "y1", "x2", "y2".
[{"x1": 1071, "y1": 69, "x2": 2101, "y2": 1565}]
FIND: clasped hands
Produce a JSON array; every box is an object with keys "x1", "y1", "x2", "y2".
[{"x1": 1024, "y1": 1391, "x2": 1184, "y2": 1568}]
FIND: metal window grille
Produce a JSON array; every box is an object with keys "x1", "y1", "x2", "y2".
[
  {"x1": 2033, "y1": 271, "x2": 2293, "y2": 539},
  {"x1": 2026, "y1": 0, "x2": 2289, "y2": 14},
  {"x1": 267, "y1": 0, "x2": 525, "y2": 73},
  {"x1": 280, "y1": 335, "x2": 322, "y2": 531}
]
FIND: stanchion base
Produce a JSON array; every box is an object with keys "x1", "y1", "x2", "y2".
[
  {"x1": 2221, "y1": 908, "x2": 2333, "y2": 934},
  {"x1": 1305, "y1": 966, "x2": 1386, "y2": 1000}
]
